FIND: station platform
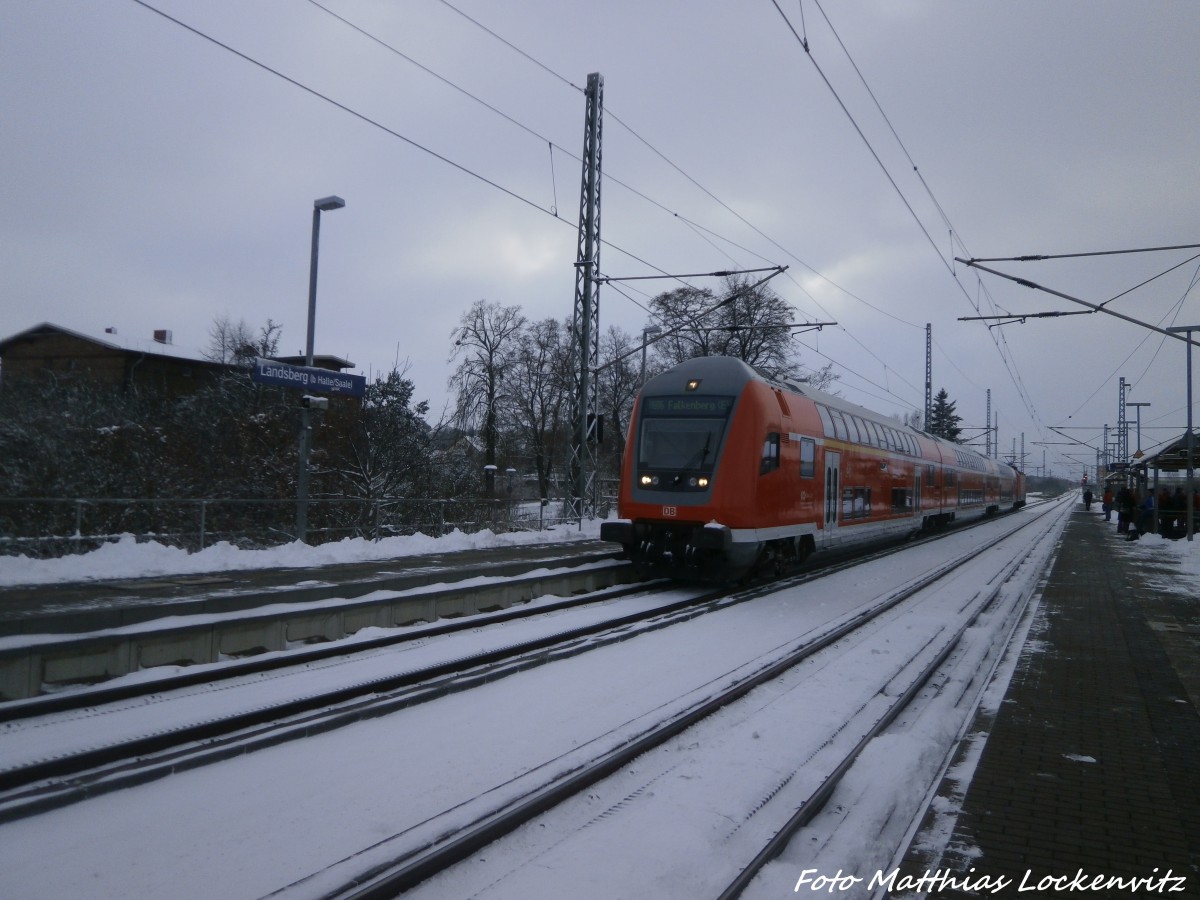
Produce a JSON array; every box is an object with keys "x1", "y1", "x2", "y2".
[
  {"x1": 895, "y1": 506, "x2": 1200, "y2": 895},
  {"x1": 0, "y1": 538, "x2": 612, "y2": 635}
]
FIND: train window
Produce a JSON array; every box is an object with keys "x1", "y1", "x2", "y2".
[
  {"x1": 817, "y1": 404, "x2": 835, "y2": 437},
  {"x1": 799, "y1": 437, "x2": 815, "y2": 477},
  {"x1": 842, "y1": 486, "x2": 871, "y2": 519},
  {"x1": 829, "y1": 410, "x2": 848, "y2": 442},
  {"x1": 760, "y1": 432, "x2": 780, "y2": 474},
  {"x1": 850, "y1": 416, "x2": 867, "y2": 445},
  {"x1": 891, "y1": 488, "x2": 912, "y2": 512},
  {"x1": 637, "y1": 396, "x2": 734, "y2": 477}
]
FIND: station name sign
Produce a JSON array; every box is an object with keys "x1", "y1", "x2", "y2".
[{"x1": 251, "y1": 358, "x2": 366, "y2": 398}]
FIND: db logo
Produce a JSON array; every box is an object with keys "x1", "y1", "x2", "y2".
[{"x1": 662, "y1": 506, "x2": 678, "y2": 517}]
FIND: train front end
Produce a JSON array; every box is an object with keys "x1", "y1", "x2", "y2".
[{"x1": 601, "y1": 358, "x2": 761, "y2": 579}]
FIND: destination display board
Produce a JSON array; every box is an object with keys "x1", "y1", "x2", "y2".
[
  {"x1": 251, "y1": 357, "x2": 366, "y2": 398},
  {"x1": 643, "y1": 395, "x2": 734, "y2": 416}
]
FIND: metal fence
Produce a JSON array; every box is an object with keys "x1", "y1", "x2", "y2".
[{"x1": 0, "y1": 495, "x2": 603, "y2": 559}]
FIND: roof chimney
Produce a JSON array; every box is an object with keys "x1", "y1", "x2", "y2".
[{"x1": 153, "y1": 329, "x2": 173, "y2": 344}]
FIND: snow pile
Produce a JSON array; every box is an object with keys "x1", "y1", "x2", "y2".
[{"x1": 0, "y1": 521, "x2": 604, "y2": 588}]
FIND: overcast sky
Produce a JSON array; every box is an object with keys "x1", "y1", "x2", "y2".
[{"x1": 3, "y1": 1, "x2": 1198, "y2": 480}]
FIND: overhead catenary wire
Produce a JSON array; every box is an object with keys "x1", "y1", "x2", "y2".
[
  {"x1": 127, "y1": 0, "x2": 689, "y2": 291},
  {"x1": 137, "y1": 0, "x2": 1048, "y2": 443},
  {"x1": 770, "y1": 0, "x2": 1052, "y2": 449},
  {"x1": 308, "y1": 0, "x2": 852, "y2": 323},
  {"x1": 967, "y1": 243, "x2": 1200, "y2": 263},
  {"x1": 428, "y1": 0, "x2": 933, "y2": 408}
]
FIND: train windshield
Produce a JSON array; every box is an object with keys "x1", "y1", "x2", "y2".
[{"x1": 637, "y1": 395, "x2": 733, "y2": 470}]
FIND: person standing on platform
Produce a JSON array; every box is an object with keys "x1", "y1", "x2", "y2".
[
  {"x1": 1130, "y1": 490, "x2": 1154, "y2": 540},
  {"x1": 1116, "y1": 486, "x2": 1134, "y2": 534},
  {"x1": 1103, "y1": 486, "x2": 1114, "y2": 521},
  {"x1": 1083, "y1": 487, "x2": 1094, "y2": 511}
]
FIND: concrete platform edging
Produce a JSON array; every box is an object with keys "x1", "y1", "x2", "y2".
[{"x1": 0, "y1": 559, "x2": 638, "y2": 701}]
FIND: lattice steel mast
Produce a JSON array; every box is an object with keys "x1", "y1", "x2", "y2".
[{"x1": 568, "y1": 73, "x2": 603, "y2": 521}]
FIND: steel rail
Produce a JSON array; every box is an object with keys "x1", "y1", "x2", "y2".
[
  {"x1": 314, "y1": 502, "x2": 1064, "y2": 899},
  {"x1": 714, "y1": 500, "x2": 1064, "y2": 898}
]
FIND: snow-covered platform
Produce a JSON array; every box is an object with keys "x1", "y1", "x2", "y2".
[
  {"x1": 0, "y1": 537, "x2": 614, "y2": 636},
  {"x1": 893, "y1": 507, "x2": 1200, "y2": 896}
]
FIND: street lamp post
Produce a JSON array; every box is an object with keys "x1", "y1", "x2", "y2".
[
  {"x1": 296, "y1": 195, "x2": 345, "y2": 543},
  {"x1": 1166, "y1": 326, "x2": 1197, "y2": 541},
  {"x1": 640, "y1": 325, "x2": 662, "y2": 389}
]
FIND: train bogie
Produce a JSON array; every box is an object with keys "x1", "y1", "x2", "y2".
[{"x1": 601, "y1": 356, "x2": 1024, "y2": 580}]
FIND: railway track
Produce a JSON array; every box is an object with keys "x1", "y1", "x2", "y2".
[
  {"x1": 0, "y1": 577, "x2": 716, "y2": 818},
  {"x1": 288, "y1": 498, "x2": 1071, "y2": 898},
  {"x1": 0, "y1": 498, "x2": 1069, "y2": 897}
]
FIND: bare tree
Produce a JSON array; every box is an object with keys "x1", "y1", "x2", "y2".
[
  {"x1": 595, "y1": 325, "x2": 641, "y2": 478},
  {"x1": 648, "y1": 276, "x2": 801, "y2": 378},
  {"x1": 205, "y1": 315, "x2": 255, "y2": 365},
  {"x1": 501, "y1": 318, "x2": 571, "y2": 501},
  {"x1": 448, "y1": 300, "x2": 526, "y2": 468},
  {"x1": 647, "y1": 276, "x2": 841, "y2": 391},
  {"x1": 646, "y1": 286, "x2": 720, "y2": 363},
  {"x1": 206, "y1": 315, "x2": 283, "y2": 366},
  {"x1": 245, "y1": 319, "x2": 283, "y2": 363}
]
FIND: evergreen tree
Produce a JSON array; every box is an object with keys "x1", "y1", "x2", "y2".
[{"x1": 928, "y1": 388, "x2": 963, "y2": 443}]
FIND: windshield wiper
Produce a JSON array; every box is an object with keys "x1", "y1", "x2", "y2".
[{"x1": 683, "y1": 433, "x2": 712, "y2": 471}]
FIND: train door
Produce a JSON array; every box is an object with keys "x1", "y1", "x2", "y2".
[
  {"x1": 914, "y1": 468, "x2": 922, "y2": 519},
  {"x1": 823, "y1": 451, "x2": 841, "y2": 545}
]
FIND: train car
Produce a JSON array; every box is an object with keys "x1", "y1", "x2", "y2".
[{"x1": 600, "y1": 356, "x2": 1025, "y2": 580}]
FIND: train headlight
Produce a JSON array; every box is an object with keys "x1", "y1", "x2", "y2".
[
  {"x1": 688, "y1": 477, "x2": 698, "y2": 487},
  {"x1": 640, "y1": 474, "x2": 653, "y2": 487},
  {"x1": 698, "y1": 476, "x2": 710, "y2": 488}
]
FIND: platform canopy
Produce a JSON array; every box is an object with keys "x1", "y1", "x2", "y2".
[{"x1": 1132, "y1": 431, "x2": 1199, "y2": 473}]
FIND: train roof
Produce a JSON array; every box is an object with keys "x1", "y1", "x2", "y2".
[{"x1": 650, "y1": 356, "x2": 1017, "y2": 474}]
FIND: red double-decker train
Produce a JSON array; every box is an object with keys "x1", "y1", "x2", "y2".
[{"x1": 601, "y1": 356, "x2": 1025, "y2": 580}]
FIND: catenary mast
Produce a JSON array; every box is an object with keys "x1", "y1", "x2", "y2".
[{"x1": 568, "y1": 73, "x2": 603, "y2": 521}]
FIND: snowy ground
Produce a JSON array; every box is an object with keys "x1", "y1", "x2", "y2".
[
  {"x1": 0, "y1": 520, "x2": 604, "y2": 588},
  {"x1": 2, "y1": 498, "x2": 1195, "y2": 590},
  {"x1": 0, "y1": 499, "x2": 1196, "y2": 900}
]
